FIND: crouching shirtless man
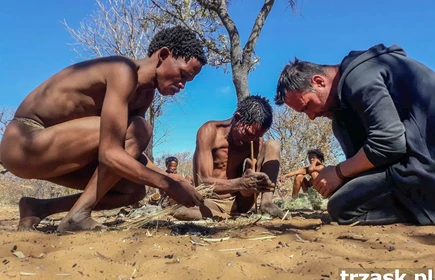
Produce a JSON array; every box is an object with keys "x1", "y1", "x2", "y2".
[
  {"x1": 173, "y1": 95, "x2": 286, "y2": 220},
  {"x1": 0, "y1": 26, "x2": 207, "y2": 232}
]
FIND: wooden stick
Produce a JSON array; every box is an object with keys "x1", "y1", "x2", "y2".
[{"x1": 250, "y1": 141, "x2": 258, "y2": 213}]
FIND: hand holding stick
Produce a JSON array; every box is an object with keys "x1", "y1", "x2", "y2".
[{"x1": 250, "y1": 141, "x2": 258, "y2": 213}]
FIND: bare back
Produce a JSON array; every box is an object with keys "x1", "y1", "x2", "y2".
[{"x1": 15, "y1": 56, "x2": 154, "y2": 127}]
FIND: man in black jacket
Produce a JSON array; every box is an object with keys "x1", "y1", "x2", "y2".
[{"x1": 275, "y1": 44, "x2": 435, "y2": 225}]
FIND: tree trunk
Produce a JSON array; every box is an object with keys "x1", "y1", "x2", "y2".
[{"x1": 232, "y1": 64, "x2": 250, "y2": 102}]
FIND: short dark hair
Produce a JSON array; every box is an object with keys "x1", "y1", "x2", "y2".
[
  {"x1": 148, "y1": 26, "x2": 207, "y2": 65},
  {"x1": 275, "y1": 58, "x2": 327, "y2": 105},
  {"x1": 235, "y1": 95, "x2": 273, "y2": 129},
  {"x1": 165, "y1": 156, "x2": 178, "y2": 166},
  {"x1": 307, "y1": 149, "x2": 325, "y2": 162}
]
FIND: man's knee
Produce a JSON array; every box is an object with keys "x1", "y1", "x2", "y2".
[
  {"x1": 257, "y1": 140, "x2": 280, "y2": 184},
  {"x1": 133, "y1": 185, "x2": 146, "y2": 201},
  {"x1": 120, "y1": 182, "x2": 146, "y2": 203},
  {"x1": 126, "y1": 116, "x2": 152, "y2": 158},
  {"x1": 173, "y1": 206, "x2": 203, "y2": 221},
  {"x1": 295, "y1": 174, "x2": 304, "y2": 182},
  {"x1": 262, "y1": 139, "x2": 281, "y2": 155}
]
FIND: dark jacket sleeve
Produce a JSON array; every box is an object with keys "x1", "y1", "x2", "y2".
[{"x1": 341, "y1": 61, "x2": 406, "y2": 166}]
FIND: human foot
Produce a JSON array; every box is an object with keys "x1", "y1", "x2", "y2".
[
  {"x1": 57, "y1": 211, "x2": 106, "y2": 232},
  {"x1": 18, "y1": 197, "x2": 47, "y2": 231},
  {"x1": 260, "y1": 202, "x2": 288, "y2": 219}
]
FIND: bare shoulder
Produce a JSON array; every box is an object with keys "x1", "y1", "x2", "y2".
[
  {"x1": 197, "y1": 119, "x2": 231, "y2": 148},
  {"x1": 68, "y1": 56, "x2": 137, "y2": 80},
  {"x1": 197, "y1": 121, "x2": 218, "y2": 140},
  {"x1": 15, "y1": 56, "x2": 140, "y2": 125},
  {"x1": 71, "y1": 56, "x2": 135, "y2": 67},
  {"x1": 198, "y1": 119, "x2": 231, "y2": 137}
]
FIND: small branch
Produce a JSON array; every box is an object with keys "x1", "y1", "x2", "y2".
[
  {"x1": 242, "y1": 0, "x2": 275, "y2": 69},
  {"x1": 199, "y1": 0, "x2": 242, "y2": 65}
]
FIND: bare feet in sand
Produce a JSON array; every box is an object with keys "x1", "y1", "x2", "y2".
[
  {"x1": 19, "y1": 197, "x2": 106, "y2": 232},
  {"x1": 57, "y1": 211, "x2": 106, "y2": 232},
  {"x1": 18, "y1": 197, "x2": 46, "y2": 231},
  {"x1": 260, "y1": 202, "x2": 288, "y2": 219}
]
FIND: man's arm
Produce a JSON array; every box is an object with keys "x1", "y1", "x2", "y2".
[
  {"x1": 281, "y1": 167, "x2": 307, "y2": 179},
  {"x1": 130, "y1": 101, "x2": 174, "y2": 179},
  {"x1": 339, "y1": 61, "x2": 406, "y2": 178},
  {"x1": 193, "y1": 123, "x2": 242, "y2": 194},
  {"x1": 99, "y1": 63, "x2": 170, "y2": 188},
  {"x1": 311, "y1": 164, "x2": 325, "y2": 173},
  {"x1": 313, "y1": 62, "x2": 406, "y2": 198},
  {"x1": 98, "y1": 61, "x2": 201, "y2": 206}
]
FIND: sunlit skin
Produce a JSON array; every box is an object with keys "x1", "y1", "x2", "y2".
[
  {"x1": 0, "y1": 46, "x2": 204, "y2": 232},
  {"x1": 173, "y1": 111, "x2": 286, "y2": 220}
]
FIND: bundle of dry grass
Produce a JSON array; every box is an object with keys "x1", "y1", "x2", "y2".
[{"x1": 117, "y1": 184, "x2": 220, "y2": 230}]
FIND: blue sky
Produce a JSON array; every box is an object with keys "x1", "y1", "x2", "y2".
[{"x1": 1, "y1": 0, "x2": 435, "y2": 158}]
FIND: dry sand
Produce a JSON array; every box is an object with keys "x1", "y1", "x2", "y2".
[{"x1": 1, "y1": 206, "x2": 434, "y2": 280}]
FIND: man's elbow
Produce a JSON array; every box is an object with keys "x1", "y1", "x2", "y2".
[
  {"x1": 386, "y1": 134, "x2": 407, "y2": 160},
  {"x1": 196, "y1": 175, "x2": 214, "y2": 186},
  {"x1": 365, "y1": 135, "x2": 407, "y2": 166},
  {"x1": 99, "y1": 150, "x2": 118, "y2": 170}
]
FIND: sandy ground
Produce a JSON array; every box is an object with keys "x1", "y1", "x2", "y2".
[{"x1": 1, "y1": 205, "x2": 434, "y2": 280}]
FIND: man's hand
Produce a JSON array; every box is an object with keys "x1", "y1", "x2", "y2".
[
  {"x1": 165, "y1": 180, "x2": 204, "y2": 208},
  {"x1": 312, "y1": 165, "x2": 344, "y2": 198},
  {"x1": 238, "y1": 169, "x2": 275, "y2": 196}
]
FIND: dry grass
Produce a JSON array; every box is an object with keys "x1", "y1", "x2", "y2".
[
  {"x1": 0, "y1": 173, "x2": 79, "y2": 206},
  {"x1": 117, "y1": 184, "x2": 221, "y2": 230},
  {"x1": 275, "y1": 179, "x2": 328, "y2": 211}
]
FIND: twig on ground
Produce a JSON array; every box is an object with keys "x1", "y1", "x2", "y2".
[
  {"x1": 218, "y1": 245, "x2": 256, "y2": 252},
  {"x1": 349, "y1": 221, "x2": 360, "y2": 227},
  {"x1": 282, "y1": 210, "x2": 290, "y2": 221},
  {"x1": 247, "y1": 235, "x2": 276, "y2": 241},
  {"x1": 190, "y1": 236, "x2": 209, "y2": 246},
  {"x1": 295, "y1": 233, "x2": 307, "y2": 243},
  {"x1": 202, "y1": 237, "x2": 230, "y2": 242}
]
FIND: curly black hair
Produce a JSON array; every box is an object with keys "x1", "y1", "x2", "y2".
[
  {"x1": 307, "y1": 149, "x2": 324, "y2": 162},
  {"x1": 235, "y1": 95, "x2": 273, "y2": 129},
  {"x1": 165, "y1": 156, "x2": 178, "y2": 166},
  {"x1": 148, "y1": 26, "x2": 207, "y2": 65}
]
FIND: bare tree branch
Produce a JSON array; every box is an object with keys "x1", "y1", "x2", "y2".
[
  {"x1": 150, "y1": 0, "x2": 230, "y2": 66},
  {"x1": 242, "y1": 0, "x2": 275, "y2": 70},
  {"x1": 147, "y1": 0, "x2": 230, "y2": 69},
  {"x1": 198, "y1": 0, "x2": 242, "y2": 65},
  {"x1": 0, "y1": 107, "x2": 14, "y2": 137}
]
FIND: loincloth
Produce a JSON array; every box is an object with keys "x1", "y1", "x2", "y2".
[
  {"x1": 13, "y1": 117, "x2": 45, "y2": 129},
  {"x1": 205, "y1": 195, "x2": 256, "y2": 218},
  {"x1": 162, "y1": 195, "x2": 249, "y2": 219},
  {"x1": 208, "y1": 196, "x2": 239, "y2": 215}
]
